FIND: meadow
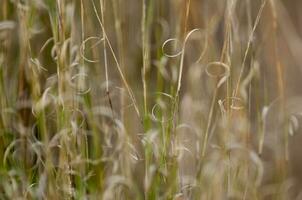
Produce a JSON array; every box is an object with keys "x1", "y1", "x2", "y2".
[{"x1": 1, "y1": 0, "x2": 302, "y2": 199}]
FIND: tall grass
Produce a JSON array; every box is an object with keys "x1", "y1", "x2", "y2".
[{"x1": 1, "y1": 0, "x2": 302, "y2": 199}]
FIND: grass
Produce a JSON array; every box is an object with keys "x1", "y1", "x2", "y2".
[{"x1": 0, "y1": 0, "x2": 301, "y2": 199}]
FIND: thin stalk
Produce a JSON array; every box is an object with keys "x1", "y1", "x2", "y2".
[
  {"x1": 234, "y1": 0, "x2": 267, "y2": 97},
  {"x1": 112, "y1": 0, "x2": 126, "y2": 122},
  {"x1": 91, "y1": 0, "x2": 141, "y2": 119},
  {"x1": 142, "y1": 0, "x2": 148, "y2": 119}
]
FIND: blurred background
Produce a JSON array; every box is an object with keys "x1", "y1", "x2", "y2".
[{"x1": 1, "y1": 0, "x2": 302, "y2": 199}]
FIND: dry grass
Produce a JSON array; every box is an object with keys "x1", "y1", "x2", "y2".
[{"x1": 1, "y1": 0, "x2": 302, "y2": 199}]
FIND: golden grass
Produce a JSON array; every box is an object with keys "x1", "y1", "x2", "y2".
[{"x1": 0, "y1": 0, "x2": 302, "y2": 199}]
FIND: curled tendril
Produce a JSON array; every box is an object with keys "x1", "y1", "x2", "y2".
[
  {"x1": 177, "y1": 29, "x2": 202, "y2": 93},
  {"x1": 80, "y1": 36, "x2": 104, "y2": 63},
  {"x1": 162, "y1": 28, "x2": 206, "y2": 64},
  {"x1": 161, "y1": 38, "x2": 183, "y2": 58},
  {"x1": 219, "y1": 97, "x2": 245, "y2": 111},
  {"x1": 151, "y1": 92, "x2": 176, "y2": 123},
  {"x1": 51, "y1": 44, "x2": 58, "y2": 61},
  {"x1": 32, "y1": 87, "x2": 56, "y2": 117},
  {"x1": 3, "y1": 139, "x2": 44, "y2": 170},
  {"x1": 205, "y1": 62, "x2": 230, "y2": 88},
  {"x1": 3, "y1": 139, "x2": 21, "y2": 166},
  {"x1": 176, "y1": 124, "x2": 200, "y2": 139},
  {"x1": 195, "y1": 31, "x2": 208, "y2": 63},
  {"x1": 240, "y1": 61, "x2": 259, "y2": 101},
  {"x1": 39, "y1": 37, "x2": 54, "y2": 55},
  {"x1": 70, "y1": 73, "x2": 91, "y2": 95}
]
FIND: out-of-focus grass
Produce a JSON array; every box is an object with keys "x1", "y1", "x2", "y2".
[{"x1": 1, "y1": 0, "x2": 302, "y2": 199}]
